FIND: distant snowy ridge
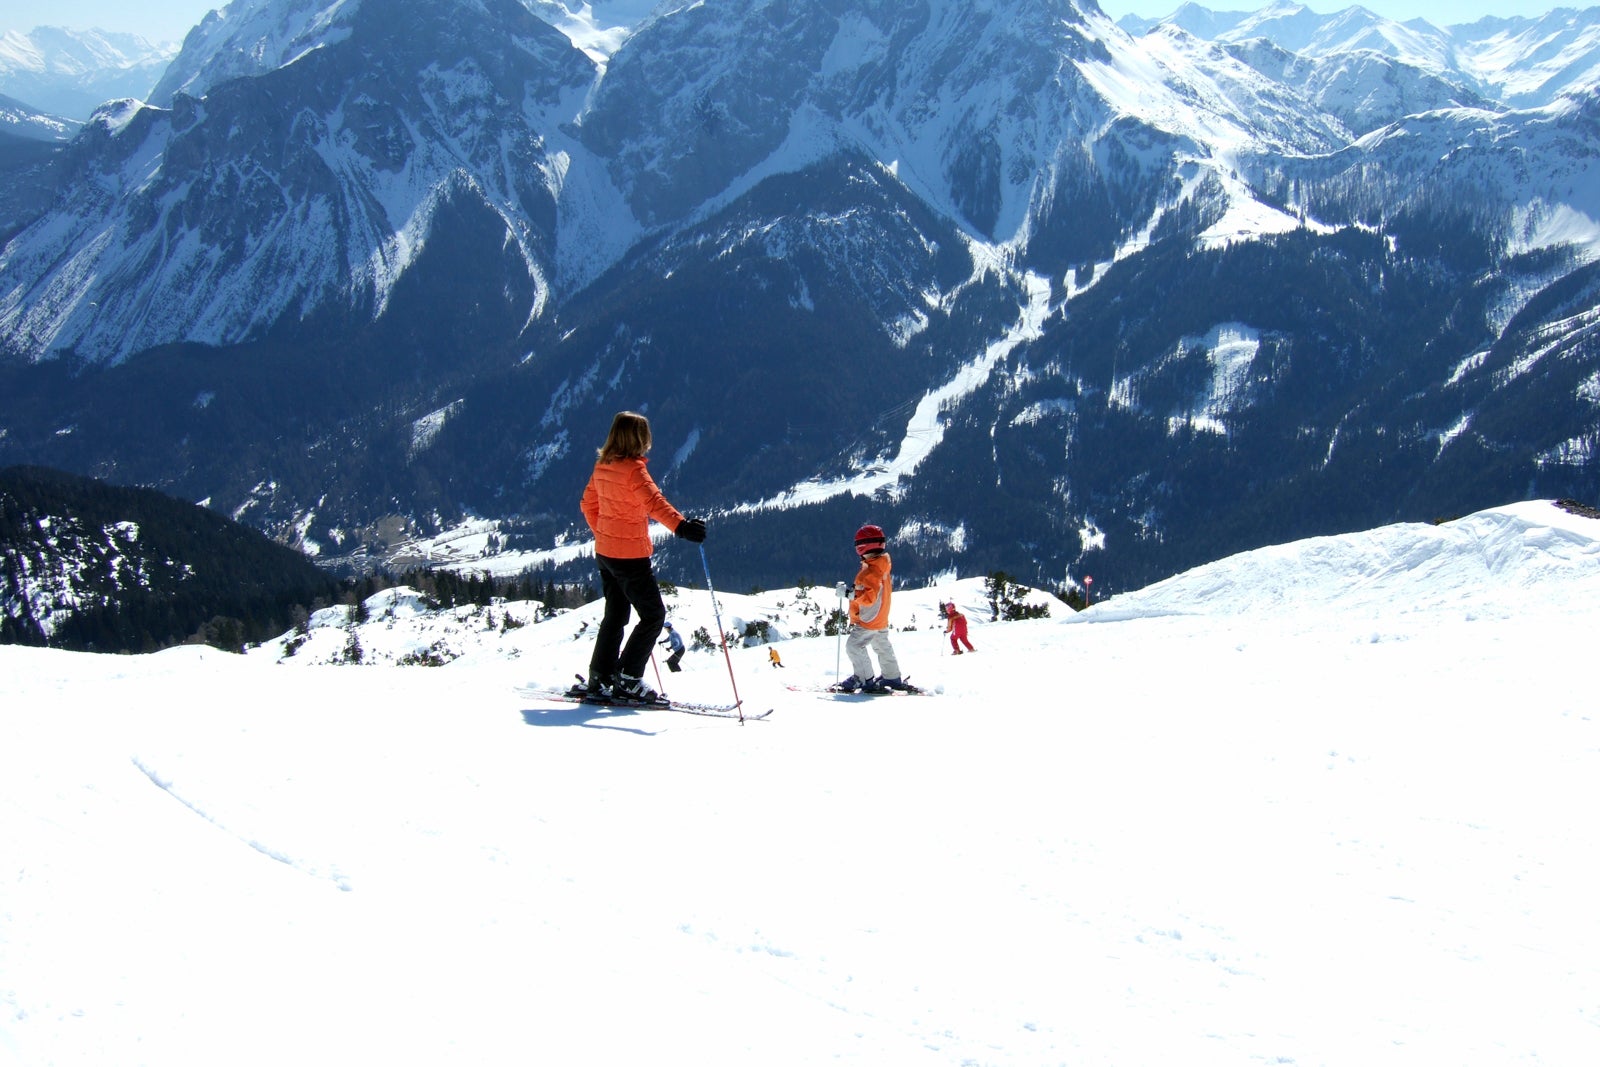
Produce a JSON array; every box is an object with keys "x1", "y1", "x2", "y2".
[
  {"x1": 0, "y1": 92, "x2": 80, "y2": 140},
  {"x1": 1086, "y1": 500, "x2": 1600, "y2": 621},
  {"x1": 1124, "y1": 2, "x2": 1600, "y2": 109},
  {"x1": 0, "y1": 27, "x2": 176, "y2": 119}
]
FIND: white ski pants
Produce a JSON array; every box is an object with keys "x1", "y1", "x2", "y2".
[{"x1": 845, "y1": 625, "x2": 901, "y2": 681}]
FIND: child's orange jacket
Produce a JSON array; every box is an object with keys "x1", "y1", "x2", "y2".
[{"x1": 848, "y1": 552, "x2": 893, "y2": 630}]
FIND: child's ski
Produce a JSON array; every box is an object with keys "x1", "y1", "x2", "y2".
[{"x1": 786, "y1": 680, "x2": 938, "y2": 698}]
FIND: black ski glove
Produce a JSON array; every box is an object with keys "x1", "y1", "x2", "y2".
[{"x1": 675, "y1": 516, "x2": 707, "y2": 543}]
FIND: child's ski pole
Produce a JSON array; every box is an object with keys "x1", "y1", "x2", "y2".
[{"x1": 835, "y1": 585, "x2": 845, "y2": 682}]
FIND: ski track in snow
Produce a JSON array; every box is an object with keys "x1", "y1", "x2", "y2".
[{"x1": 129, "y1": 755, "x2": 354, "y2": 892}]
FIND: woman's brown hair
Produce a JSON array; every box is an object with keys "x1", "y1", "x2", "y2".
[{"x1": 597, "y1": 410, "x2": 652, "y2": 463}]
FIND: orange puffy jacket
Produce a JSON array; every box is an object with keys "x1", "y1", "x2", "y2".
[
  {"x1": 848, "y1": 552, "x2": 893, "y2": 630},
  {"x1": 580, "y1": 457, "x2": 686, "y2": 559}
]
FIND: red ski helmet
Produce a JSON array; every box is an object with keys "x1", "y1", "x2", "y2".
[{"x1": 854, "y1": 523, "x2": 886, "y2": 555}]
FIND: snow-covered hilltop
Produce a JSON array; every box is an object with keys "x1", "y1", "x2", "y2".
[{"x1": 243, "y1": 498, "x2": 1600, "y2": 667}]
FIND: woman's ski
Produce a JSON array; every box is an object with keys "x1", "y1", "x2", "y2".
[{"x1": 520, "y1": 679, "x2": 771, "y2": 720}]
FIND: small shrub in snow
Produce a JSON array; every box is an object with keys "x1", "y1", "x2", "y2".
[{"x1": 398, "y1": 641, "x2": 458, "y2": 667}]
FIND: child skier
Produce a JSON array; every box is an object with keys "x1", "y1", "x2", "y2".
[
  {"x1": 833, "y1": 524, "x2": 913, "y2": 693},
  {"x1": 944, "y1": 602, "x2": 975, "y2": 654}
]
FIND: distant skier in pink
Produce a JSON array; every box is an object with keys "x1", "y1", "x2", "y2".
[{"x1": 943, "y1": 602, "x2": 975, "y2": 655}]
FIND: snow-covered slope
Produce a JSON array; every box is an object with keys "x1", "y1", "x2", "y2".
[
  {"x1": 1090, "y1": 498, "x2": 1600, "y2": 620},
  {"x1": 146, "y1": 0, "x2": 363, "y2": 105},
  {"x1": 3, "y1": 500, "x2": 1597, "y2": 1064},
  {"x1": 523, "y1": 0, "x2": 661, "y2": 63}
]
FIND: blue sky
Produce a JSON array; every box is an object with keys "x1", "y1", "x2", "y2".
[
  {"x1": 0, "y1": 1, "x2": 1565, "y2": 46},
  {"x1": 4, "y1": 1, "x2": 221, "y2": 44}
]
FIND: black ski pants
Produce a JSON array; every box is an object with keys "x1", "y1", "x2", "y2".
[{"x1": 589, "y1": 554, "x2": 666, "y2": 682}]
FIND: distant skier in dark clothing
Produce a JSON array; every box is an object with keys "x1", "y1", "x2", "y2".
[{"x1": 661, "y1": 621, "x2": 686, "y2": 672}]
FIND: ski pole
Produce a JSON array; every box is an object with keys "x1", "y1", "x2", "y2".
[
  {"x1": 835, "y1": 587, "x2": 844, "y2": 682},
  {"x1": 697, "y1": 544, "x2": 745, "y2": 724},
  {"x1": 650, "y1": 651, "x2": 665, "y2": 693}
]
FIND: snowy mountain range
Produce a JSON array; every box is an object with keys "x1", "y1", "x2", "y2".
[
  {"x1": 0, "y1": 0, "x2": 1597, "y2": 595},
  {"x1": 1120, "y1": 2, "x2": 1600, "y2": 108},
  {"x1": 0, "y1": 27, "x2": 177, "y2": 120}
]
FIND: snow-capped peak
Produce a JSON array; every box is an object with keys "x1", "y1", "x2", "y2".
[{"x1": 148, "y1": 0, "x2": 361, "y2": 104}]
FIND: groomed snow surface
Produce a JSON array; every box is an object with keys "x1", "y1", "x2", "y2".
[{"x1": 3, "y1": 500, "x2": 1598, "y2": 1066}]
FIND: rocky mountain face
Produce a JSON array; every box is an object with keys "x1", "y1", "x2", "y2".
[
  {"x1": 0, "y1": 94, "x2": 78, "y2": 242},
  {"x1": 0, "y1": 0, "x2": 1597, "y2": 596}
]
